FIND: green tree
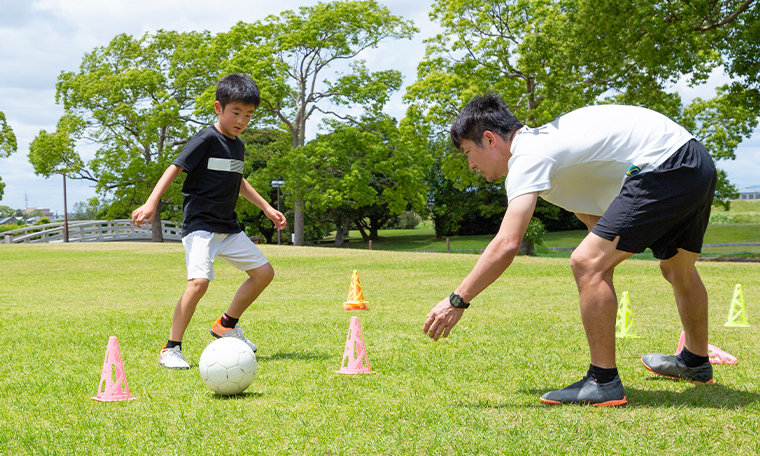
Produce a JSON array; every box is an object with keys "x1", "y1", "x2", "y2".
[
  {"x1": 211, "y1": 0, "x2": 418, "y2": 245},
  {"x1": 0, "y1": 111, "x2": 18, "y2": 200},
  {"x1": 72, "y1": 197, "x2": 107, "y2": 220},
  {"x1": 405, "y1": 0, "x2": 757, "y2": 216},
  {"x1": 54, "y1": 30, "x2": 217, "y2": 241},
  {"x1": 249, "y1": 114, "x2": 430, "y2": 245},
  {"x1": 28, "y1": 113, "x2": 88, "y2": 240},
  {"x1": 0, "y1": 205, "x2": 15, "y2": 218}
]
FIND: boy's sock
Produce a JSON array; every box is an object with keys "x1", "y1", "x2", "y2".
[
  {"x1": 588, "y1": 364, "x2": 619, "y2": 384},
  {"x1": 166, "y1": 340, "x2": 182, "y2": 350},
  {"x1": 678, "y1": 346, "x2": 710, "y2": 367},
  {"x1": 221, "y1": 313, "x2": 239, "y2": 329}
]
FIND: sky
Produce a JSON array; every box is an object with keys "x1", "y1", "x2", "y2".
[{"x1": 0, "y1": 0, "x2": 758, "y2": 215}]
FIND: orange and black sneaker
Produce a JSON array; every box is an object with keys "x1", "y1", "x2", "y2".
[
  {"x1": 540, "y1": 374, "x2": 627, "y2": 407},
  {"x1": 210, "y1": 317, "x2": 257, "y2": 353},
  {"x1": 641, "y1": 353, "x2": 713, "y2": 384}
]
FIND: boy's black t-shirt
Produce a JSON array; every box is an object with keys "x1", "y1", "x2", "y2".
[{"x1": 172, "y1": 126, "x2": 245, "y2": 237}]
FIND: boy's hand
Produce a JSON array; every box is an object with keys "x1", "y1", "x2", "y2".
[
  {"x1": 265, "y1": 207, "x2": 287, "y2": 230},
  {"x1": 423, "y1": 297, "x2": 465, "y2": 341},
  {"x1": 131, "y1": 203, "x2": 156, "y2": 229}
]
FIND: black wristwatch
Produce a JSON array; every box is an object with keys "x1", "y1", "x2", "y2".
[{"x1": 449, "y1": 292, "x2": 470, "y2": 309}]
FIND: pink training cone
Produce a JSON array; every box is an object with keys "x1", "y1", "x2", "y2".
[
  {"x1": 674, "y1": 331, "x2": 738, "y2": 365},
  {"x1": 336, "y1": 316, "x2": 375, "y2": 374},
  {"x1": 92, "y1": 336, "x2": 136, "y2": 402}
]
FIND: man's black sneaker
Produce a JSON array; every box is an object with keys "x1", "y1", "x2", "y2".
[
  {"x1": 540, "y1": 374, "x2": 627, "y2": 407},
  {"x1": 641, "y1": 353, "x2": 714, "y2": 384}
]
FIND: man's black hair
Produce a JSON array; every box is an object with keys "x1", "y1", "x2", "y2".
[
  {"x1": 216, "y1": 73, "x2": 260, "y2": 109},
  {"x1": 450, "y1": 93, "x2": 523, "y2": 149}
]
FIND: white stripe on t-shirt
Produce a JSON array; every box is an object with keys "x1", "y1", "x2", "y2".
[{"x1": 207, "y1": 158, "x2": 244, "y2": 174}]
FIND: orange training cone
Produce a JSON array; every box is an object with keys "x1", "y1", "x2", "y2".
[
  {"x1": 336, "y1": 316, "x2": 375, "y2": 374},
  {"x1": 92, "y1": 336, "x2": 136, "y2": 402},
  {"x1": 343, "y1": 270, "x2": 369, "y2": 310},
  {"x1": 674, "y1": 331, "x2": 738, "y2": 365}
]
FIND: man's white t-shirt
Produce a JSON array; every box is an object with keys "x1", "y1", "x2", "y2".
[{"x1": 506, "y1": 105, "x2": 694, "y2": 216}]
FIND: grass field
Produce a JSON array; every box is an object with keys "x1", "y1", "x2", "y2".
[{"x1": 1, "y1": 243, "x2": 758, "y2": 455}]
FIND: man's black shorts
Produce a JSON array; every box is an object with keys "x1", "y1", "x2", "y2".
[{"x1": 592, "y1": 139, "x2": 717, "y2": 260}]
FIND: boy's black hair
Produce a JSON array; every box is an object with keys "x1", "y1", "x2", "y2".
[
  {"x1": 450, "y1": 93, "x2": 523, "y2": 149},
  {"x1": 216, "y1": 73, "x2": 261, "y2": 109}
]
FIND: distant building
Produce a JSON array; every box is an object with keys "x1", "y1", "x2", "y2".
[
  {"x1": 738, "y1": 186, "x2": 760, "y2": 201},
  {"x1": 22, "y1": 208, "x2": 54, "y2": 217},
  {"x1": 0, "y1": 216, "x2": 18, "y2": 225}
]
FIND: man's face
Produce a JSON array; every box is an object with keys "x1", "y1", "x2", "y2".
[
  {"x1": 459, "y1": 135, "x2": 505, "y2": 182},
  {"x1": 214, "y1": 101, "x2": 256, "y2": 138}
]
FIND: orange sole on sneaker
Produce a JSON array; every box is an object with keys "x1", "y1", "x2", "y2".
[
  {"x1": 640, "y1": 359, "x2": 715, "y2": 385},
  {"x1": 540, "y1": 397, "x2": 628, "y2": 407}
]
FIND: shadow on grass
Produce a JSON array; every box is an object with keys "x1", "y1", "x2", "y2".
[
  {"x1": 210, "y1": 391, "x2": 264, "y2": 401},
  {"x1": 257, "y1": 351, "x2": 331, "y2": 362}
]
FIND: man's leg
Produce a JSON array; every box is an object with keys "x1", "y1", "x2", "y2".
[
  {"x1": 540, "y1": 233, "x2": 633, "y2": 406},
  {"x1": 570, "y1": 233, "x2": 634, "y2": 368},
  {"x1": 659, "y1": 249, "x2": 708, "y2": 356},
  {"x1": 640, "y1": 249, "x2": 713, "y2": 384}
]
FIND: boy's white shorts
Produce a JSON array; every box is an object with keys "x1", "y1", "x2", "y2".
[{"x1": 182, "y1": 230, "x2": 269, "y2": 281}]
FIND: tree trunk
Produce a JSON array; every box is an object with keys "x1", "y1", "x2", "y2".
[
  {"x1": 334, "y1": 218, "x2": 351, "y2": 247},
  {"x1": 293, "y1": 199, "x2": 304, "y2": 246},
  {"x1": 518, "y1": 239, "x2": 535, "y2": 256},
  {"x1": 151, "y1": 206, "x2": 164, "y2": 242},
  {"x1": 354, "y1": 219, "x2": 370, "y2": 241}
]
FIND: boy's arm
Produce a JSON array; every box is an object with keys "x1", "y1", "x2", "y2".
[
  {"x1": 423, "y1": 192, "x2": 539, "y2": 341},
  {"x1": 239, "y1": 179, "x2": 287, "y2": 230},
  {"x1": 130, "y1": 164, "x2": 184, "y2": 228}
]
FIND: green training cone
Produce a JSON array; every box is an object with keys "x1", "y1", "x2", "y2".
[
  {"x1": 615, "y1": 291, "x2": 640, "y2": 338},
  {"x1": 725, "y1": 284, "x2": 750, "y2": 327}
]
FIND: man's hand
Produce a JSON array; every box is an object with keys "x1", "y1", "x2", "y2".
[
  {"x1": 423, "y1": 297, "x2": 465, "y2": 341},
  {"x1": 264, "y1": 207, "x2": 287, "y2": 230},
  {"x1": 131, "y1": 203, "x2": 156, "y2": 229}
]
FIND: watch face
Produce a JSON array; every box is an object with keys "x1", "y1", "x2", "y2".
[{"x1": 450, "y1": 293, "x2": 464, "y2": 307}]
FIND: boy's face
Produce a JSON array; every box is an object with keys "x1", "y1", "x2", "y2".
[{"x1": 214, "y1": 101, "x2": 256, "y2": 138}]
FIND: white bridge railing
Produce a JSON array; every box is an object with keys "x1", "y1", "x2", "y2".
[{"x1": 2, "y1": 219, "x2": 182, "y2": 244}]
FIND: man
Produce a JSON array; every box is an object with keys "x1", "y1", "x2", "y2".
[{"x1": 423, "y1": 93, "x2": 717, "y2": 406}]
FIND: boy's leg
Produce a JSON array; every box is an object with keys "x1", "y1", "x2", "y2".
[
  {"x1": 169, "y1": 278, "x2": 210, "y2": 342},
  {"x1": 209, "y1": 232, "x2": 273, "y2": 352},
  {"x1": 225, "y1": 263, "x2": 275, "y2": 318}
]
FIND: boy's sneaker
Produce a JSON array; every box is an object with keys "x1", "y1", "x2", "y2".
[
  {"x1": 641, "y1": 353, "x2": 714, "y2": 384},
  {"x1": 158, "y1": 346, "x2": 190, "y2": 369},
  {"x1": 210, "y1": 317, "x2": 257, "y2": 353},
  {"x1": 540, "y1": 374, "x2": 627, "y2": 407}
]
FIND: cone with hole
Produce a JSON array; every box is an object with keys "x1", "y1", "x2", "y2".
[
  {"x1": 343, "y1": 270, "x2": 369, "y2": 310},
  {"x1": 675, "y1": 331, "x2": 738, "y2": 365},
  {"x1": 615, "y1": 291, "x2": 640, "y2": 338},
  {"x1": 92, "y1": 336, "x2": 136, "y2": 402},
  {"x1": 336, "y1": 316, "x2": 375, "y2": 374},
  {"x1": 725, "y1": 284, "x2": 750, "y2": 327}
]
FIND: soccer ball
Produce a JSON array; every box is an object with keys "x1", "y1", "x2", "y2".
[{"x1": 199, "y1": 338, "x2": 257, "y2": 395}]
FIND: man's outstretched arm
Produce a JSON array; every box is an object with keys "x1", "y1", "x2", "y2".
[{"x1": 423, "y1": 192, "x2": 539, "y2": 341}]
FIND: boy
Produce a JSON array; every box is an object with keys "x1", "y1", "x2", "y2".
[
  {"x1": 423, "y1": 93, "x2": 717, "y2": 406},
  {"x1": 131, "y1": 73, "x2": 286, "y2": 369}
]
